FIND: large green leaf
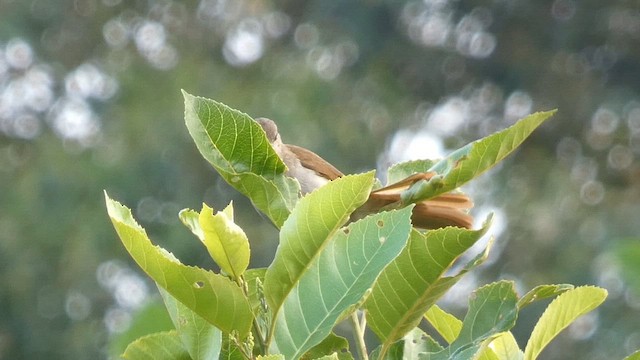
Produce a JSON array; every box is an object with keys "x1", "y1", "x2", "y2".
[
  {"x1": 105, "y1": 192, "x2": 253, "y2": 336},
  {"x1": 183, "y1": 91, "x2": 299, "y2": 227},
  {"x1": 264, "y1": 172, "x2": 375, "y2": 312},
  {"x1": 180, "y1": 203, "x2": 250, "y2": 279},
  {"x1": 523, "y1": 286, "x2": 607, "y2": 360},
  {"x1": 271, "y1": 206, "x2": 414, "y2": 360},
  {"x1": 159, "y1": 287, "x2": 222, "y2": 360},
  {"x1": 365, "y1": 216, "x2": 492, "y2": 345},
  {"x1": 121, "y1": 331, "x2": 191, "y2": 360},
  {"x1": 401, "y1": 110, "x2": 556, "y2": 204}
]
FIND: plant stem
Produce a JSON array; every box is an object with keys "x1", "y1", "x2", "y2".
[{"x1": 350, "y1": 311, "x2": 369, "y2": 360}]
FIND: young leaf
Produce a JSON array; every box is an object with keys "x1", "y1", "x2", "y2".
[
  {"x1": 523, "y1": 286, "x2": 607, "y2": 360},
  {"x1": 264, "y1": 172, "x2": 375, "y2": 313},
  {"x1": 486, "y1": 332, "x2": 524, "y2": 360},
  {"x1": 517, "y1": 284, "x2": 574, "y2": 309},
  {"x1": 183, "y1": 91, "x2": 299, "y2": 227},
  {"x1": 400, "y1": 110, "x2": 556, "y2": 204},
  {"x1": 121, "y1": 331, "x2": 190, "y2": 360},
  {"x1": 199, "y1": 203, "x2": 250, "y2": 279},
  {"x1": 424, "y1": 304, "x2": 463, "y2": 344},
  {"x1": 270, "y1": 207, "x2": 413, "y2": 360},
  {"x1": 105, "y1": 192, "x2": 253, "y2": 336},
  {"x1": 365, "y1": 216, "x2": 492, "y2": 345},
  {"x1": 159, "y1": 287, "x2": 222, "y2": 360}
]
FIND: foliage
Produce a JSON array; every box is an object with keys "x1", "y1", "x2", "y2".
[{"x1": 104, "y1": 93, "x2": 624, "y2": 359}]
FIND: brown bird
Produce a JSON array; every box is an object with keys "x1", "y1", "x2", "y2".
[{"x1": 256, "y1": 118, "x2": 473, "y2": 229}]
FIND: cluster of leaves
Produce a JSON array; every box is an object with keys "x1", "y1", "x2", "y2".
[{"x1": 104, "y1": 92, "x2": 627, "y2": 359}]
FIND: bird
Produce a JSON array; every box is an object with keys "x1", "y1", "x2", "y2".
[{"x1": 255, "y1": 118, "x2": 473, "y2": 229}]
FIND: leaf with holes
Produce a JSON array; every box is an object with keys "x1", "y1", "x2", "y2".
[
  {"x1": 365, "y1": 215, "x2": 492, "y2": 348},
  {"x1": 105, "y1": 192, "x2": 252, "y2": 336}
]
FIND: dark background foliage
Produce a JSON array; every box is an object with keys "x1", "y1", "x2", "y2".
[{"x1": 1, "y1": 1, "x2": 639, "y2": 359}]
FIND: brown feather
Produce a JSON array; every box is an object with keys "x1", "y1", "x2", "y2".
[{"x1": 286, "y1": 144, "x2": 344, "y2": 180}]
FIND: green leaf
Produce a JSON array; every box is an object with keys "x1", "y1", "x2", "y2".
[
  {"x1": 421, "y1": 281, "x2": 519, "y2": 360},
  {"x1": 184, "y1": 203, "x2": 251, "y2": 279},
  {"x1": 386, "y1": 159, "x2": 437, "y2": 185},
  {"x1": 121, "y1": 331, "x2": 191, "y2": 360},
  {"x1": 301, "y1": 333, "x2": 353, "y2": 360},
  {"x1": 271, "y1": 206, "x2": 414, "y2": 360},
  {"x1": 517, "y1": 284, "x2": 574, "y2": 309},
  {"x1": 523, "y1": 286, "x2": 607, "y2": 360},
  {"x1": 451, "y1": 281, "x2": 518, "y2": 354},
  {"x1": 108, "y1": 299, "x2": 174, "y2": 357},
  {"x1": 220, "y1": 333, "x2": 246, "y2": 360},
  {"x1": 105, "y1": 192, "x2": 253, "y2": 336},
  {"x1": 264, "y1": 172, "x2": 375, "y2": 312},
  {"x1": 485, "y1": 332, "x2": 523, "y2": 360},
  {"x1": 159, "y1": 287, "x2": 222, "y2": 360},
  {"x1": 402, "y1": 328, "x2": 444, "y2": 357},
  {"x1": 401, "y1": 110, "x2": 556, "y2": 203},
  {"x1": 183, "y1": 91, "x2": 299, "y2": 227},
  {"x1": 365, "y1": 216, "x2": 492, "y2": 345},
  {"x1": 424, "y1": 304, "x2": 462, "y2": 344}
]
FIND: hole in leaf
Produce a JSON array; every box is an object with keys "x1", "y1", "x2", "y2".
[
  {"x1": 343, "y1": 228, "x2": 350, "y2": 235},
  {"x1": 377, "y1": 220, "x2": 384, "y2": 227},
  {"x1": 194, "y1": 281, "x2": 205, "y2": 289}
]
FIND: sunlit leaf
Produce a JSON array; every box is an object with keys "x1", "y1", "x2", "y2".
[
  {"x1": 183, "y1": 91, "x2": 299, "y2": 227},
  {"x1": 105, "y1": 192, "x2": 253, "y2": 336},
  {"x1": 523, "y1": 286, "x2": 607, "y2": 360},
  {"x1": 400, "y1": 110, "x2": 556, "y2": 204},
  {"x1": 424, "y1": 304, "x2": 463, "y2": 344},
  {"x1": 402, "y1": 328, "x2": 444, "y2": 357},
  {"x1": 271, "y1": 207, "x2": 413, "y2": 360},
  {"x1": 517, "y1": 284, "x2": 574, "y2": 309},
  {"x1": 486, "y1": 332, "x2": 524, "y2": 360},
  {"x1": 121, "y1": 331, "x2": 190, "y2": 360},
  {"x1": 264, "y1": 172, "x2": 375, "y2": 312},
  {"x1": 198, "y1": 203, "x2": 250, "y2": 278},
  {"x1": 159, "y1": 287, "x2": 222, "y2": 360},
  {"x1": 365, "y1": 216, "x2": 492, "y2": 346}
]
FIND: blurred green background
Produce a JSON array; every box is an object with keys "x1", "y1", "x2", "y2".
[{"x1": 1, "y1": 0, "x2": 639, "y2": 359}]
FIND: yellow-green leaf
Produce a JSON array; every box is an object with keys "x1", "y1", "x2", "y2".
[
  {"x1": 198, "y1": 203, "x2": 250, "y2": 278},
  {"x1": 105, "y1": 192, "x2": 253, "y2": 336},
  {"x1": 523, "y1": 286, "x2": 607, "y2": 360}
]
